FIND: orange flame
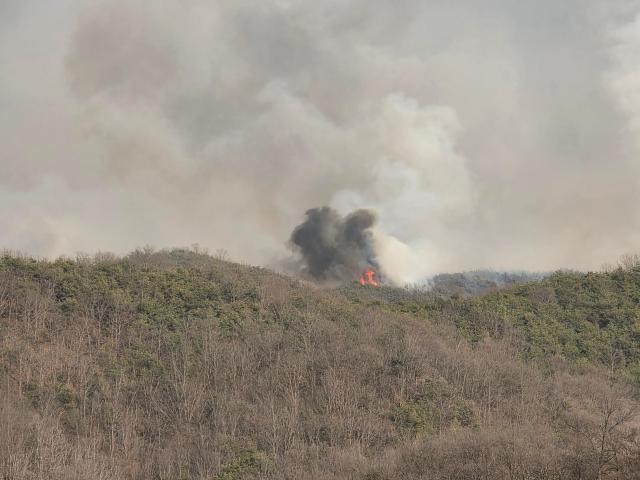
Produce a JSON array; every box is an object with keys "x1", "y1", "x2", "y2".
[{"x1": 359, "y1": 267, "x2": 380, "y2": 287}]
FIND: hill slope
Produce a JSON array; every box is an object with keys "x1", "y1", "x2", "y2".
[
  {"x1": 427, "y1": 270, "x2": 546, "y2": 297},
  {"x1": 356, "y1": 268, "x2": 640, "y2": 375},
  {"x1": 1, "y1": 249, "x2": 640, "y2": 479}
]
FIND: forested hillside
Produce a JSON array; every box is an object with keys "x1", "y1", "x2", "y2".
[
  {"x1": 426, "y1": 270, "x2": 546, "y2": 297},
  {"x1": 1, "y1": 248, "x2": 640, "y2": 479}
]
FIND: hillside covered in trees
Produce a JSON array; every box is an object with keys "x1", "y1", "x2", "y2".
[
  {"x1": 427, "y1": 270, "x2": 546, "y2": 297},
  {"x1": 2, "y1": 248, "x2": 640, "y2": 479}
]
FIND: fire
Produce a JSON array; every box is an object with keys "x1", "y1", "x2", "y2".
[{"x1": 358, "y1": 267, "x2": 380, "y2": 287}]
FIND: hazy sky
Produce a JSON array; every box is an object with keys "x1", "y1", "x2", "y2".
[{"x1": 2, "y1": 0, "x2": 640, "y2": 281}]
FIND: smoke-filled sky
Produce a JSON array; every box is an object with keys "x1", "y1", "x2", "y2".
[{"x1": 3, "y1": 0, "x2": 640, "y2": 282}]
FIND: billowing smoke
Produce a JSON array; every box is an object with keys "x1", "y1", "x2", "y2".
[
  {"x1": 289, "y1": 207, "x2": 379, "y2": 283},
  {"x1": 4, "y1": 1, "x2": 640, "y2": 282}
]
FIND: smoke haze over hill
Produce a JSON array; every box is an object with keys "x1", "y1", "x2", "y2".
[{"x1": 3, "y1": 1, "x2": 640, "y2": 282}]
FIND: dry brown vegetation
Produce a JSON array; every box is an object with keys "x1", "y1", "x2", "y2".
[{"x1": 1, "y1": 248, "x2": 640, "y2": 479}]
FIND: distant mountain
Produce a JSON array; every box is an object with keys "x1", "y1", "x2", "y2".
[{"x1": 428, "y1": 270, "x2": 547, "y2": 297}]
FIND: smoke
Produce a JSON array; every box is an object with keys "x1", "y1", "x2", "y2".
[
  {"x1": 3, "y1": 1, "x2": 640, "y2": 282},
  {"x1": 289, "y1": 207, "x2": 378, "y2": 282}
]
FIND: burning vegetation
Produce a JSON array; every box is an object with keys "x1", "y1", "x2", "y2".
[{"x1": 359, "y1": 267, "x2": 380, "y2": 287}]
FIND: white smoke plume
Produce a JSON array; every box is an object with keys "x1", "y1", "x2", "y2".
[{"x1": 2, "y1": 0, "x2": 640, "y2": 283}]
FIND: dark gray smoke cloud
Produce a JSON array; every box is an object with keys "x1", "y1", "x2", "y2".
[{"x1": 290, "y1": 207, "x2": 378, "y2": 282}]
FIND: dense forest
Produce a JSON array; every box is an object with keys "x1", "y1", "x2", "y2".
[{"x1": 2, "y1": 248, "x2": 640, "y2": 479}]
